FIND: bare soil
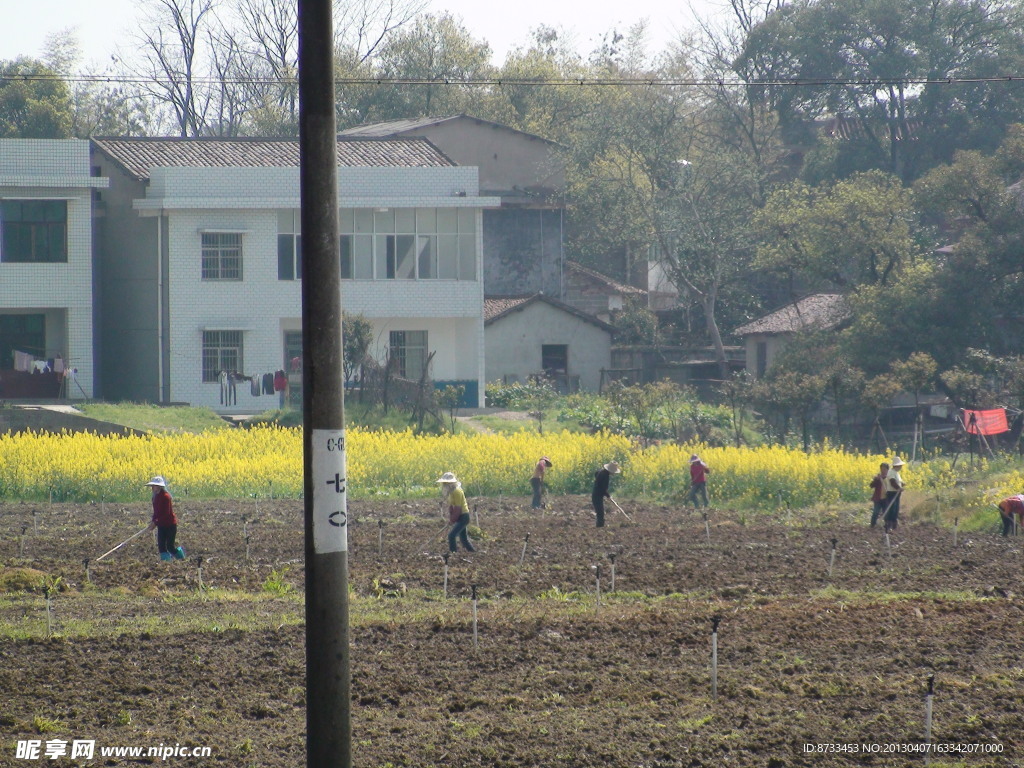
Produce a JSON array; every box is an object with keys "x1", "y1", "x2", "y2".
[{"x1": 1, "y1": 497, "x2": 1022, "y2": 767}]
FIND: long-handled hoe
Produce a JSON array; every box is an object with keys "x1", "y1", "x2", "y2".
[
  {"x1": 609, "y1": 496, "x2": 632, "y2": 521},
  {"x1": 96, "y1": 526, "x2": 150, "y2": 562}
]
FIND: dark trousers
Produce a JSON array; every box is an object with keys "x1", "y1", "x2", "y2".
[
  {"x1": 689, "y1": 482, "x2": 708, "y2": 508},
  {"x1": 157, "y1": 525, "x2": 177, "y2": 554},
  {"x1": 448, "y1": 513, "x2": 475, "y2": 553},
  {"x1": 870, "y1": 499, "x2": 886, "y2": 527},
  {"x1": 1001, "y1": 514, "x2": 1018, "y2": 537},
  {"x1": 592, "y1": 495, "x2": 605, "y2": 527},
  {"x1": 883, "y1": 492, "x2": 900, "y2": 532},
  {"x1": 531, "y1": 477, "x2": 544, "y2": 508}
]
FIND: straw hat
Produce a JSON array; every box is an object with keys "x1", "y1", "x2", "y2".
[
  {"x1": 690, "y1": 455, "x2": 701, "y2": 463},
  {"x1": 541, "y1": 456, "x2": 552, "y2": 467},
  {"x1": 436, "y1": 472, "x2": 459, "y2": 484},
  {"x1": 603, "y1": 461, "x2": 621, "y2": 474},
  {"x1": 891, "y1": 457, "x2": 905, "y2": 468},
  {"x1": 145, "y1": 476, "x2": 167, "y2": 488}
]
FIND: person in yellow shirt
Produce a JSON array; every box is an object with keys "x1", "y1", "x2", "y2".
[{"x1": 437, "y1": 472, "x2": 476, "y2": 554}]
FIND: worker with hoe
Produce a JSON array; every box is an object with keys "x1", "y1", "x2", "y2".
[
  {"x1": 591, "y1": 461, "x2": 620, "y2": 528},
  {"x1": 997, "y1": 494, "x2": 1024, "y2": 537},
  {"x1": 882, "y1": 457, "x2": 905, "y2": 533},
  {"x1": 689, "y1": 454, "x2": 710, "y2": 508},
  {"x1": 438, "y1": 471, "x2": 476, "y2": 555},
  {"x1": 146, "y1": 476, "x2": 185, "y2": 562},
  {"x1": 531, "y1": 456, "x2": 552, "y2": 509},
  {"x1": 868, "y1": 461, "x2": 890, "y2": 528}
]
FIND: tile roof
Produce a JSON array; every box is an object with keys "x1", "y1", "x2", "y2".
[
  {"x1": 340, "y1": 114, "x2": 563, "y2": 147},
  {"x1": 734, "y1": 293, "x2": 849, "y2": 336},
  {"x1": 565, "y1": 260, "x2": 647, "y2": 296},
  {"x1": 484, "y1": 293, "x2": 616, "y2": 331},
  {"x1": 91, "y1": 136, "x2": 454, "y2": 180}
]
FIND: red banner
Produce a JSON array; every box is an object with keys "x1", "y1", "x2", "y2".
[{"x1": 962, "y1": 408, "x2": 1009, "y2": 435}]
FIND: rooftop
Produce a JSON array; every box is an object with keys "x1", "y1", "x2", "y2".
[{"x1": 734, "y1": 293, "x2": 849, "y2": 336}]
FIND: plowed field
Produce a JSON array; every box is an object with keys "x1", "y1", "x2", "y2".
[{"x1": 1, "y1": 497, "x2": 1022, "y2": 767}]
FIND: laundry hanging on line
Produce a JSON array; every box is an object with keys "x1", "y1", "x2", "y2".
[{"x1": 962, "y1": 408, "x2": 1009, "y2": 435}]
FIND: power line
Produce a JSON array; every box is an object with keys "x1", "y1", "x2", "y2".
[{"x1": 3, "y1": 72, "x2": 1024, "y2": 88}]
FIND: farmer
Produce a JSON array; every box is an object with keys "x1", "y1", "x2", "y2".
[
  {"x1": 689, "y1": 455, "x2": 710, "y2": 508},
  {"x1": 438, "y1": 471, "x2": 476, "y2": 554},
  {"x1": 997, "y1": 494, "x2": 1024, "y2": 537},
  {"x1": 146, "y1": 476, "x2": 185, "y2": 562},
  {"x1": 591, "y1": 461, "x2": 620, "y2": 528},
  {"x1": 868, "y1": 461, "x2": 890, "y2": 528},
  {"x1": 882, "y1": 457, "x2": 905, "y2": 533},
  {"x1": 531, "y1": 456, "x2": 552, "y2": 509}
]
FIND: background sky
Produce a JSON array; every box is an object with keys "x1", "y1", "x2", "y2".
[{"x1": 1, "y1": 0, "x2": 731, "y2": 68}]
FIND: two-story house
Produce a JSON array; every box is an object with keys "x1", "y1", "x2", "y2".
[
  {"x1": 90, "y1": 137, "x2": 498, "y2": 411},
  {"x1": 0, "y1": 139, "x2": 106, "y2": 399}
]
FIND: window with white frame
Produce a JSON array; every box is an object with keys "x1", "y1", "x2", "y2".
[
  {"x1": 389, "y1": 330, "x2": 428, "y2": 379},
  {"x1": 278, "y1": 233, "x2": 301, "y2": 280},
  {"x1": 340, "y1": 207, "x2": 476, "y2": 280},
  {"x1": 201, "y1": 233, "x2": 242, "y2": 280},
  {"x1": 202, "y1": 330, "x2": 243, "y2": 381},
  {"x1": 1, "y1": 200, "x2": 68, "y2": 263}
]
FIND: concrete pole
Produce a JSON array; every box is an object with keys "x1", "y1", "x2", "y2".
[{"x1": 298, "y1": 1, "x2": 350, "y2": 765}]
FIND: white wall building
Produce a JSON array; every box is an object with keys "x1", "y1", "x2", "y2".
[
  {"x1": 0, "y1": 139, "x2": 106, "y2": 399},
  {"x1": 91, "y1": 137, "x2": 497, "y2": 411}
]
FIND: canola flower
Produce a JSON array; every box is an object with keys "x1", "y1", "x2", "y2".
[{"x1": 0, "y1": 426, "x2": 964, "y2": 509}]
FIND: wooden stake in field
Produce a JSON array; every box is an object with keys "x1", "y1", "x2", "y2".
[
  {"x1": 196, "y1": 556, "x2": 205, "y2": 590},
  {"x1": 885, "y1": 532, "x2": 893, "y2": 560},
  {"x1": 608, "y1": 552, "x2": 617, "y2": 593},
  {"x1": 828, "y1": 538, "x2": 838, "y2": 579},
  {"x1": 954, "y1": 517, "x2": 959, "y2": 548},
  {"x1": 471, "y1": 584, "x2": 479, "y2": 650},
  {"x1": 924, "y1": 675, "x2": 935, "y2": 765},
  {"x1": 19, "y1": 525, "x2": 27, "y2": 557},
  {"x1": 242, "y1": 515, "x2": 251, "y2": 563},
  {"x1": 519, "y1": 532, "x2": 530, "y2": 566},
  {"x1": 593, "y1": 564, "x2": 602, "y2": 613},
  {"x1": 703, "y1": 510, "x2": 711, "y2": 545},
  {"x1": 43, "y1": 582, "x2": 55, "y2": 637},
  {"x1": 711, "y1": 615, "x2": 721, "y2": 701},
  {"x1": 82, "y1": 558, "x2": 91, "y2": 585},
  {"x1": 442, "y1": 552, "x2": 450, "y2": 600},
  {"x1": 377, "y1": 520, "x2": 385, "y2": 557}
]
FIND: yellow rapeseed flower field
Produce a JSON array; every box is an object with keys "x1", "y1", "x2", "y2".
[{"x1": 0, "y1": 427, "x2": 984, "y2": 512}]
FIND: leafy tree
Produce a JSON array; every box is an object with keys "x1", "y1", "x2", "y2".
[
  {"x1": 0, "y1": 57, "x2": 73, "y2": 138},
  {"x1": 861, "y1": 372, "x2": 901, "y2": 451},
  {"x1": 342, "y1": 311, "x2": 373, "y2": 400},
  {"x1": 716, "y1": 370, "x2": 755, "y2": 447},
  {"x1": 437, "y1": 384, "x2": 465, "y2": 433}
]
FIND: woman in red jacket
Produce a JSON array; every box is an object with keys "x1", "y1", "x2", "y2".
[{"x1": 146, "y1": 476, "x2": 185, "y2": 561}]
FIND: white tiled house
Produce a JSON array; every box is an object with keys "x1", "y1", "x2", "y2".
[
  {"x1": 90, "y1": 137, "x2": 497, "y2": 411},
  {"x1": 0, "y1": 139, "x2": 106, "y2": 399}
]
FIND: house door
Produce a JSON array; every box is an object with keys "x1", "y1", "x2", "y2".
[
  {"x1": 541, "y1": 344, "x2": 569, "y2": 391},
  {"x1": 0, "y1": 314, "x2": 45, "y2": 369},
  {"x1": 284, "y1": 331, "x2": 302, "y2": 409}
]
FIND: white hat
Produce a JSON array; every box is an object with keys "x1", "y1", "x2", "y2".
[
  {"x1": 145, "y1": 476, "x2": 167, "y2": 487},
  {"x1": 891, "y1": 457, "x2": 905, "y2": 468},
  {"x1": 604, "y1": 461, "x2": 621, "y2": 474},
  {"x1": 436, "y1": 472, "x2": 459, "y2": 484}
]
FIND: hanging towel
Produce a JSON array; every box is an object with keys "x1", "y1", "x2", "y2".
[
  {"x1": 262, "y1": 372, "x2": 275, "y2": 395},
  {"x1": 274, "y1": 370, "x2": 287, "y2": 392}
]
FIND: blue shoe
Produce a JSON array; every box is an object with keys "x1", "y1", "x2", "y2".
[
  {"x1": 173, "y1": 546, "x2": 186, "y2": 560},
  {"x1": 159, "y1": 552, "x2": 172, "y2": 562}
]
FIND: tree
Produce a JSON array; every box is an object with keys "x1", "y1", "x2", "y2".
[
  {"x1": 0, "y1": 57, "x2": 73, "y2": 138},
  {"x1": 342, "y1": 311, "x2": 373, "y2": 400},
  {"x1": 890, "y1": 350, "x2": 938, "y2": 452},
  {"x1": 716, "y1": 370, "x2": 755, "y2": 447},
  {"x1": 754, "y1": 170, "x2": 917, "y2": 289}
]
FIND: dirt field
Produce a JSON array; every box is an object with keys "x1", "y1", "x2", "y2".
[{"x1": 2, "y1": 496, "x2": 1023, "y2": 767}]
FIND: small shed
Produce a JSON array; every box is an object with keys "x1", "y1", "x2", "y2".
[
  {"x1": 734, "y1": 294, "x2": 849, "y2": 378},
  {"x1": 485, "y1": 294, "x2": 615, "y2": 393}
]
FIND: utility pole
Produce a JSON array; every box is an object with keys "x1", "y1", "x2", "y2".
[{"x1": 298, "y1": 0, "x2": 350, "y2": 766}]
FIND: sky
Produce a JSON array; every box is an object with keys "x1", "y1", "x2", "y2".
[{"x1": 0, "y1": 0, "x2": 732, "y2": 69}]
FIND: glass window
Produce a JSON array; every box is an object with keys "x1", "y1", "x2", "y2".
[
  {"x1": 389, "y1": 330, "x2": 428, "y2": 379},
  {"x1": 352, "y1": 235, "x2": 373, "y2": 278},
  {"x1": 459, "y1": 234, "x2": 476, "y2": 280},
  {"x1": 417, "y1": 235, "x2": 437, "y2": 279},
  {"x1": 436, "y1": 209, "x2": 458, "y2": 233},
  {"x1": 374, "y1": 209, "x2": 395, "y2": 232},
  {"x1": 1, "y1": 200, "x2": 68, "y2": 263},
  {"x1": 438, "y1": 235, "x2": 458, "y2": 278},
  {"x1": 202, "y1": 330, "x2": 243, "y2": 382},
  {"x1": 278, "y1": 234, "x2": 301, "y2": 280},
  {"x1": 395, "y1": 209, "x2": 415, "y2": 232},
  {"x1": 339, "y1": 208, "x2": 354, "y2": 232},
  {"x1": 201, "y1": 233, "x2": 242, "y2": 280}
]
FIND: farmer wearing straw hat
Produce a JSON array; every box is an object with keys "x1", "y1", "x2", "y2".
[
  {"x1": 145, "y1": 476, "x2": 185, "y2": 562},
  {"x1": 531, "y1": 457, "x2": 552, "y2": 509},
  {"x1": 689, "y1": 455, "x2": 710, "y2": 508},
  {"x1": 883, "y1": 457, "x2": 905, "y2": 533},
  {"x1": 591, "y1": 461, "x2": 620, "y2": 528},
  {"x1": 437, "y1": 472, "x2": 476, "y2": 554},
  {"x1": 996, "y1": 494, "x2": 1024, "y2": 537}
]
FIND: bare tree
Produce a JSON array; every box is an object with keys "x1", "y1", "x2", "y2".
[{"x1": 131, "y1": 0, "x2": 219, "y2": 137}]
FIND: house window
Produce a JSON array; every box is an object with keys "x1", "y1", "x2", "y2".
[
  {"x1": 202, "y1": 330, "x2": 243, "y2": 382},
  {"x1": 340, "y1": 207, "x2": 476, "y2": 280},
  {"x1": 0, "y1": 314, "x2": 46, "y2": 369},
  {"x1": 0, "y1": 200, "x2": 67, "y2": 263},
  {"x1": 756, "y1": 341, "x2": 768, "y2": 378},
  {"x1": 389, "y1": 330, "x2": 428, "y2": 379},
  {"x1": 278, "y1": 234, "x2": 301, "y2": 280},
  {"x1": 201, "y1": 233, "x2": 242, "y2": 280}
]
